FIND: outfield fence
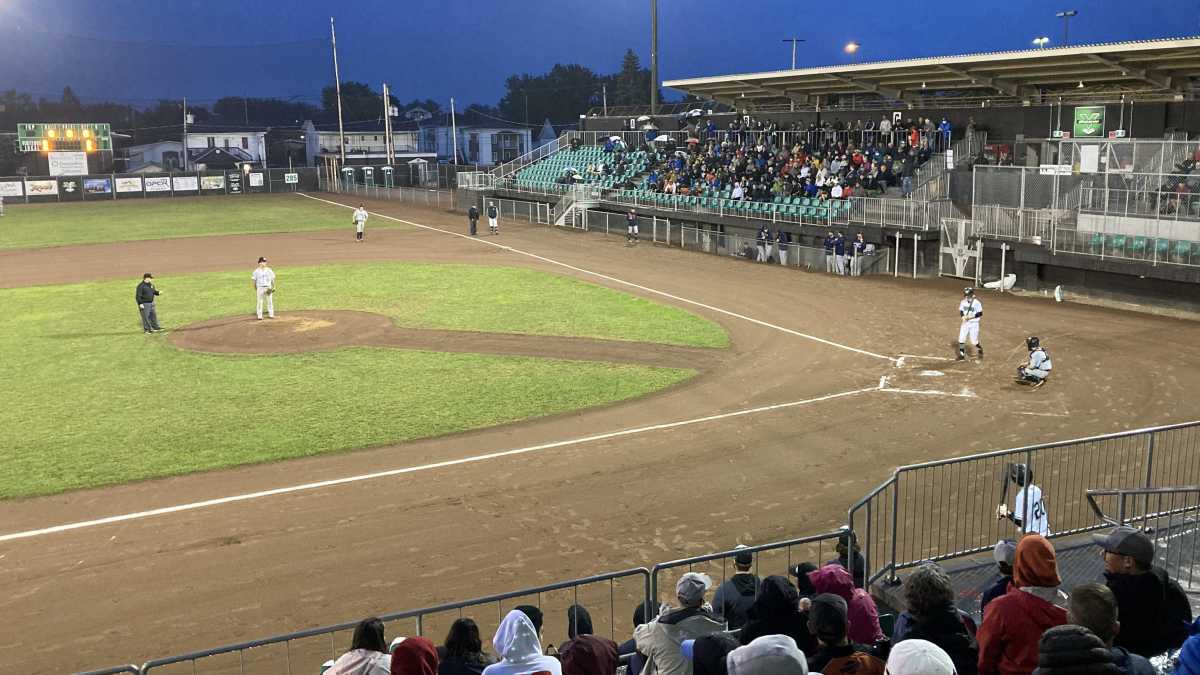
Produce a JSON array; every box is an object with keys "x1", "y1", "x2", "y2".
[{"x1": 0, "y1": 168, "x2": 318, "y2": 204}]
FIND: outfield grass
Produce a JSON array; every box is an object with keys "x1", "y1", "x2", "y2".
[
  {"x1": 0, "y1": 194, "x2": 392, "y2": 249},
  {"x1": 0, "y1": 263, "x2": 725, "y2": 499}
]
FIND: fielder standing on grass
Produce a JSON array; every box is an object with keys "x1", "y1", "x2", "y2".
[
  {"x1": 487, "y1": 200, "x2": 499, "y2": 235},
  {"x1": 135, "y1": 273, "x2": 163, "y2": 334},
  {"x1": 957, "y1": 287, "x2": 983, "y2": 360},
  {"x1": 252, "y1": 256, "x2": 276, "y2": 320},
  {"x1": 352, "y1": 203, "x2": 368, "y2": 242}
]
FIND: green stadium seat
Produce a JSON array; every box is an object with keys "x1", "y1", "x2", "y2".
[{"x1": 1175, "y1": 240, "x2": 1192, "y2": 261}]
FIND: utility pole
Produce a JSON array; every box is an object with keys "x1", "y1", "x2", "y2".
[
  {"x1": 330, "y1": 16, "x2": 346, "y2": 165},
  {"x1": 182, "y1": 97, "x2": 189, "y2": 171},
  {"x1": 602, "y1": 83, "x2": 608, "y2": 116},
  {"x1": 782, "y1": 38, "x2": 805, "y2": 112},
  {"x1": 1055, "y1": 10, "x2": 1077, "y2": 45},
  {"x1": 649, "y1": 0, "x2": 658, "y2": 115},
  {"x1": 243, "y1": 97, "x2": 249, "y2": 125},
  {"x1": 450, "y1": 97, "x2": 459, "y2": 165},
  {"x1": 382, "y1": 82, "x2": 394, "y2": 165},
  {"x1": 524, "y1": 91, "x2": 529, "y2": 124}
]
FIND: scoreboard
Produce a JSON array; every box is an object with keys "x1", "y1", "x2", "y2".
[{"x1": 18, "y1": 123, "x2": 112, "y2": 153}]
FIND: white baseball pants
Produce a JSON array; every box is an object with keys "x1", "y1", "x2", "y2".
[
  {"x1": 256, "y1": 287, "x2": 274, "y2": 319},
  {"x1": 958, "y1": 320, "x2": 980, "y2": 345}
]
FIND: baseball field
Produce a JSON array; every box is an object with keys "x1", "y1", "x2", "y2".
[{"x1": 2, "y1": 191, "x2": 1200, "y2": 673}]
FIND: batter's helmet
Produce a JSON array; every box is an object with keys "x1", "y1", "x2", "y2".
[
  {"x1": 1010, "y1": 463, "x2": 1032, "y2": 487},
  {"x1": 1027, "y1": 336, "x2": 1041, "y2": 350},
  {"x1": 963, "y1": 287, "x2": 975, "y2": 297}
]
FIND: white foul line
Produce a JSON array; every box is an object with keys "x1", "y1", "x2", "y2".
[
  {"x1": 0, "y1": 385, "x2": 879, "y2": 543},
  {"x1": 297, "y1": 193, "x2": 897, "y2": 364}
]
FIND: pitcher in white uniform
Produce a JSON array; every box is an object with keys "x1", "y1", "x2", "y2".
[
  {"x1": 353, "y1": 204, "x2": 368, "y2": 242},
  {"x1": 251, "y1": 256, "x2": 276, "y2": 320},
  {"x1": 957, "y1": 287, "x2": 983, "y2": 361}
]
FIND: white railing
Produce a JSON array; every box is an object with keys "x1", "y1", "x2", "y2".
[{"x1": 491, "y1": 134, "x2": 570, "y2": 179}]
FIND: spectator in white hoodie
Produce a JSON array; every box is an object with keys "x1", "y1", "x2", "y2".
[
  {"x1": 482, "y1": 610, "x2": 562, "y2": 675},
  {"x1": 325, "y1": 617, "x2": 392, "y2": 675}
]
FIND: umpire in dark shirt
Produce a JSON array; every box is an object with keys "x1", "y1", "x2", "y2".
[
  {"x1": 136, "y1": 273, "x2": 163, "y2": 333},
  {"x1": 467, "y1": 204, "x2": 479, "y2": 236}
]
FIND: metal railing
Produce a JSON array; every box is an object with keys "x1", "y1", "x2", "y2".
[
  {"x1": 1052, "y1": 227, "x2": 1200, "y2": 268},
  {"x1": 135, "y1": 568, "x2": 650, "y2": 675},
  {"x1": 1086, "y1": 487, "x2": 1200, "y2": 590},
  {"x1": 491, "y1": 133, "x2": 570, "y2": 179},
  {"x1": 847, "y1": 421, "x2": 1200, "y2": 588},
  {"x1": 650, "y1": 531, "x2": 844, "y2": 608},
  {"x1": 76, "y1": 667, "x2": 140, "y2": 675}
]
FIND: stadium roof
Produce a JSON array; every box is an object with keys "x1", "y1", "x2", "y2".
[{"x1": 663, "y1": 36, "x2": 1200, "y2": 109}]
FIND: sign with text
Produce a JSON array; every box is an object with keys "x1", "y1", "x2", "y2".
[
  {"x1": 144, "y1": 176, "x2": 171, "y2": 192},
  {"x1": 249, "y1": 172, "x2": 264, "y2": 187},
  {"x1": 227, "y1": 172, "x2": 242, "y2": 194},
  {"x1": 0, "y1": 181, "x2": 23, "y2": 197},
  {"x1": 172, "y1": 176, "x2": 198, "y2": 191},
  {"x1": 284, "y1": 172, "x2": 299, "y2": 184},
  {"x1": 201, "y1": 175, "x2": 225, "y2": 190},
  {"x1": 115, "y1": 177, "x2": 143, "y2": 193},
  {"x1": 1072, "y1": 106, "x2": 1105, "y2": 138},
  {"x1": 25, "y1": 179, "x2": 59, "y2": 196},
  {"x1": 48, "y1": 151, "x2": 88, "y2": 176}
]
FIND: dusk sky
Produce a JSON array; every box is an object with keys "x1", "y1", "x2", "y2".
[{"x1": 0, "y1": 0, "x2": 1196, "y2": 115}]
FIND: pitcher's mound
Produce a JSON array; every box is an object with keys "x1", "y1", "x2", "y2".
[{"x1": 170, "y1": 310, "x2": 393, "y2": 354}]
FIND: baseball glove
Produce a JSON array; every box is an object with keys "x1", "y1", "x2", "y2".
[{"x1": 265, "y1": 287, "x2": 275, "y2": 295}]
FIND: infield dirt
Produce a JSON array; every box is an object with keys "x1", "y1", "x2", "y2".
[{"x1": 2, "y1": 194, "x2": 1199, "y2": 674}]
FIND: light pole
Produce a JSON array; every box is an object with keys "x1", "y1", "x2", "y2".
[
  {"x1": 1032, "y1": 36, "x2": 1050, "y2": 49},
  {"x1": 782, "y1": 38, "x2": 805, "y2": 69},
  {"x1": 845, "y1": 41, "x2": 860, "y2": 64},
  {"x1": 1055, "y1": 10, "x2": 1077, "y2": 45}
]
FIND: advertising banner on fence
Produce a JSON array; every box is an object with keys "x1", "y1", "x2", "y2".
[
  {"x1": 25, "y1": 179, "x2": 59, "y2": 196},
  {"x1": 200, "y1": 175, "x2": 225, "y2": 191},
  {"x1": 59, "y1": 179, "x2": 81, "y2": 197},
  {"x1": 227, "y1": 172, "x2": 242, "y2": 194},
  {"x1": 48, "y1": 151, "x2": 89, "y2": 177},
  {"x1": 0, "y1": 181, "x2": 23, "y2": 197},
  {"x1": 172, "y1": 176, "x2": 198, "y2": 191},
  {"x1": 1073, "y1": 106, "x2": 1105, "y2": 138},
  {"x1": 284, "y1": 172, "x2": 299, "y2": 184},
  {"x1": 144, "y1": 177, "x2": 171, "y2": 192},
  {"x1": 84, "y1": 178, "x2": 112, "y2": 194},
  {"x1": 115, "y1": 177, "x2": 143, "y2": 193},
  {"x1": 249, "y1": 172, "x2": 264, "y2": 187}
]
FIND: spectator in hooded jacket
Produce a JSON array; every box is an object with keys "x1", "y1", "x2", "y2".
[
  {"x1": 438, "y1": 619, "x2": 495, "y2": 675},
  {"x1": 892, "y1": 562, "x2": 978, "y2": 675},
  {"x1": 977, "y1": 534, "x2": 1067, "y2": 675},
  {"x1": 726, "y1": 635, "x2": 810, "y2": 675},
  {"x1": 681, "y1": 633, "x2": 741, "y2": 675},
  {"x1": 482, "y1": 610, "x2": 562, "y2": 675},
  {"x1": 1095, "y1": 526, "x2": 1193, "y2": 658},
  {"x1": 326, "y1": 618, "x2": 393, "y2": 675},
  {"x1": 712, "y1": 547, "x2": 760, "y2": 630},
  {"x1": 1054, "y1": 583, "x2": 1154, "y2": 675},
  {"x1": 738, "y1": 575, "x2": 816, "y2": 654},
  {"x1": 789, "y1": 563, "x2": 820, "y2": 599},
  {"x1": 1032, "y1": 625, "x2": 1120, "y2": 675},
  {"x1": 559, "y1": 605, "x2": 619, "y2": 675},
  {"x1": 392, "y1": 637, "x2": 439, "y2": 675},
  {"x1": 635, "y1": 573, "x2": 725, "y2": 675},
  {"x1": 808, "y1": 565, "x2": 883, "y2": 645},
  {"x1": 806, "y1": 594, "x2": 884, "y2": 675},
  {"x1": 1176, "y1": 619, "x2": 1200, "y2": 675},
  {"x1": 618, "y1": 601, "x2": 659, "y2": 675},
  {"x1": 980, "y1": 540, "x2": 1016, "y2": 618}
]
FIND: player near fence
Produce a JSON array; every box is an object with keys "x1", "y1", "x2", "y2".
[
  {"x1": 756, "y1": 224, "x2": 770, "y2": 262},
  {"x1": 352, "y1": 204, "x2": 368, "y2": 242},
  {"x1": 776, "y1": 228, "x2": 790, "y2": 265},
  {"x1": 995, "y1": 463, "x2": 1050, "y2": 536},
  {"x1": 956, "y1": 288, "x2": 983, "y2": 361},
  {"x1": 824, "y1": 232, "x2": 836, "y2": 272},
  {"x1": 1016, "y1": 336, "x2": 1052, "y2": 388},
  {"x1": 487, "y1": 201, "x2": 499, "y2": 235},
  {"x1": 252, "y1": 256, "x2": 276, "y2": 320},
  {"x1": 626, "y1": 209, "x2": 639, "y2": 245}
]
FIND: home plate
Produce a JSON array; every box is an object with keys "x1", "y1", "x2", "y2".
[{"x1": 918, "y1": 370, "x2": 945, "y2": 377}]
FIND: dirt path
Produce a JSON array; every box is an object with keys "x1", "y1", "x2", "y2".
[
  {"x1": 2, "y1": 193, "x2": 1199, "y2": 674},
  {"x1": 169, "y1": 310, "x2": 726, "y2": 370}
]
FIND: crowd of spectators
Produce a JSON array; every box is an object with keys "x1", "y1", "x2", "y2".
[
  {"x1": 638, "y1": 114, "x2": 951, "y2": 204},
  {"x1": 321, "y1": 526, "x2": 1197, "y2": 675}
]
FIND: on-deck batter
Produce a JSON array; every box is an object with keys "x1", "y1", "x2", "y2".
[{"x1": 957, "y1": 287, "x2": 983, "y2": 361}]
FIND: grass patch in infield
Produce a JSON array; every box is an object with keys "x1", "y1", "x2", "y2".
[
  {"x1": 0, "y1": 263, "x2": 724, "y2": 498},
  {"x1": 0, "y1": 194, "x2": 395, "y2": 249}
]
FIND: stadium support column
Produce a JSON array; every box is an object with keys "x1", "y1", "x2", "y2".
[
  {"x1": 182, "y1": 97, "x2": 189, "y2": 171},
  {"x1": 450, "y1": 98, "x2": 459, "y2": 166},
  {"x1": 331, "y1": 16, "x2": 346, "y2": 165},
  {"x1": 650, "y1": 0, "x2": 658, "y2": 115}
]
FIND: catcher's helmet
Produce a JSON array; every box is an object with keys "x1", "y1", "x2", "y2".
[
  {"x1": 1010, "y1": 463, "x2": 1032, "y2": 487},
  {"x1": 963, "y1": 287, "x2": 975, "y2": 297},
  {"x1": 1027, "y1": 336, "x2": 1041, "y2": 350}
]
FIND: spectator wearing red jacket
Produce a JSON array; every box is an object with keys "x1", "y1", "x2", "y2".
[{"x1": 977, "y1": 535, "x2": 1067, "y2": 675}]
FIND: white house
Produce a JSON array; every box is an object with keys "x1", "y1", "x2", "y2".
[
  {"x1": 423, "y1": 125, "x2": 532, "y2": 166},
  {"x1": 302, "y1": 120, "x2": 436, "y2": 166},
  {"x1": 125, "y1": 128, "x2": 267, "y2": 172}
]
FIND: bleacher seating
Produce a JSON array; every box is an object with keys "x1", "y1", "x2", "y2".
[{"x1": 514, "y1": 145, "x2": 648, "y2": 192}]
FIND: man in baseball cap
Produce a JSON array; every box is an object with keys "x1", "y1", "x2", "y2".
[
  {"x1": 634, "y1": 572, "x2": 723, "y2": 675},
  {"x1": 711, "y1": 545, "x2": 759, "y2": 630},
  {"x1": 980, "y1": 539, "x2": 1017, "y2": 616},
  {"x1": 1094, "y1": 526, "x2": 1192, "y2": 658}
]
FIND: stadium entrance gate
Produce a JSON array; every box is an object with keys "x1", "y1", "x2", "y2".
[{"x1": 938, "y1": 217, "x2": 982, "y2": 284}]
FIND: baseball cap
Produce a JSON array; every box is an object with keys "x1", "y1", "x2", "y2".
[
  {"x1": 257, "y1": 256, "x2": 267, "y2": 263},
  {"x1": 389, "y1": 636, "x2": 407, "y2": 653},
  {"x1": 676, "y1": 572, "x2": 713, "y2": 607},
  {"x1": 885, "y1": 639, "x2": 955, "y2": 675},
  {"x1": 993, "y1": 539, "x2": 1017, "y2": 566},
  {"x1": 1092, "y1": 526, "x2": 1155, "y2": 566},
  {"x1": 143, "y1": 272, "x2": 154, "y2": 279},
  {"x1": 734, "y1": 544, "x2": 753, "y2": 566}
]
